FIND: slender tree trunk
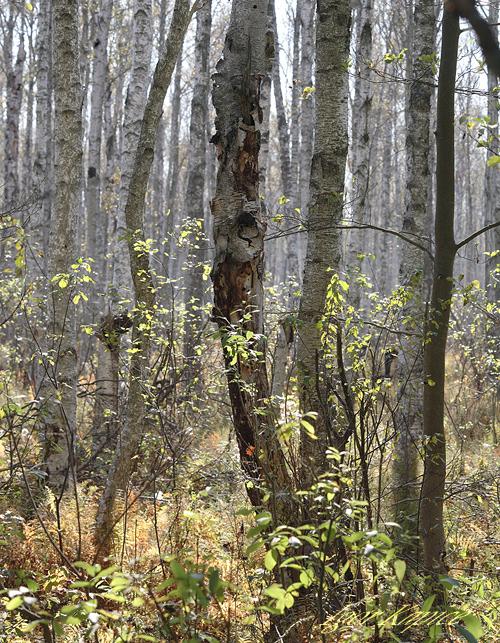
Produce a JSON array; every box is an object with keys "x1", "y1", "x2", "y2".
[
  {"x1": 95, "y1": 0, "x2": 193, "y2": 559},
  {"x1": 298, "y1": 0, "x2": 314, "y2": 240},
  {"x1": 288, "y1": 1, "x2": 302, "y2": 281},
  {"x1": 269, "y1": 0, "x2": 296, "y2": 401},
  {"x1": 41, "y1": 0, "x2": 83, "y2": 494},
  {"x1": 3, "y1": 5, "x2": 25, "y2": 208},
  {"x1": 149, "y1": 0, "x2": 169, "y2": 246},
  {"x1": 420, "y1": 5, "x2": 459, "y2": 576},
  {"x1": 97, "y1": 0, "x2": 152, "y2": 457},
  {"x1": 210, "y1": 0, "x2": 293, "y2": 512},
  {"x1": 91, "y1": 70, "x2": 124, "y2": 454},
  {"x1": 484, "y1": 0, "x2": 499, "y2": 300},
  {"x1": 183, "y1": 0, "x2": 211, "y2": 374},
  {"x1": 259, "y1": 2, "x2": 272, "y2": 203},
  {"x1": 392, "y1": 0, "x2": 436, "y2": 562},
  {"x1": 86, "y1": 0, "x2": 113, "y2": 287},
  {"x1": 164, "y1": 52, "x2": 183, "y2": 284},
  {"x1": 23, "y1": 14, "x2": 35, "y2": 196},
  {"x1": 85, "y1": 0, "x2": 115, "y2": 453},
  {"x1": 297, "y1": 0, "x2": 351, "y2": 484},
  {"x1": 112, "y1": 0, "x2": 152, "y2": 311},
  {"x1": 26, "y1": 1, "x2": 53, "y2": 392},
  {"x1": 270, "y1": 0, "x2": 291, "y2": 201},
  {"x1": 348, "y1": 0, "x2": 373, "y2": 304}
]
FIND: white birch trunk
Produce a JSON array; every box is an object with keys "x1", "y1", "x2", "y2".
[
  {"x1": 348, "y1": 0, "x2": 373, "y2": 305},
  {"x1": 41, "y1": 0, "x2": 83, "y2": 494},
  {"x1": 183, "y1": 0, "x2": 212, "y2": 371},
  {"x1": 3, "y1": 6, "x2": 25, "y2": 208},
  {"x1": 297, "y1": 0, "x2": 351, "y2": 483},
  {"x1": 484, "y1": 0, "x2": 499, "y2": 301},
  {"x1": 95, "y1": 0, "x2": 193, "y2": 559},
  {"x1": 392, "y1": 0, "x2": 436, "y2": 554},
  {"x1": 112, "y1": 0, "x2": 152, "y2": 310},
  {"x1": 86, "y1": 0, "x2": 114, "y2": 285}
]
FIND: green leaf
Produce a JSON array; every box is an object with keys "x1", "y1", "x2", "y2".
[
  {"x1": 60, "y1": 604, "x2": 80, "y2": 615},
  {"x1": 438, "y1": 575, "x2": 459, "y2": 589},
  {"x1": 462, "y1": 614, "x2": 483, "y2": 639},
  {"x1": 454, "y1": 624, "x2": 478, "y2": 643},
  {"x1": 394, "y1": 559, "x2": 406, "y2": 584},
  {"x1": 299, "y1": 568, "x2": 314, "y2": 588},
  {"x1": 208, "y1": 568, "x2": 223, "y2": 600},
  {"x1": 25, "y1": 579, "x2": 39, "y2": 592},
  {"x1": 170, "y1": 560, "x2": 187, "y2": 579},
  {"x1": 300, "y1": 419, "x2": 317, "y2": 439},
  {"x1": 131, "y1": 597, "x2": 144, "y2": 607},
  {"x1": 94, "y1": 565, "x2": 118, "y2": 580},
  {"x1": 486, "y1": 154, "x2": 500, "y2": 167},
  {"x1": 6, "y1": 595, "x2": 23, "y2": 610},
  {"x1": 421, "y1": 594, "x2": 435, "y2": 612},
  {"x1": 58, "y1": 277, "x2": 69, "y2": 288},
  {"x1": 264, "y1": 584, "x2": 285, "y2": 600},
  {"x1": 74, "y1": 561, "x2": 97, "y2": 577},
  {"x1": 343, "y1": 531, "x2": 364, "y2": 544},
  {"x1": 338, "y1": 279, "x2": 349, "y2": 292},
  {"x1": 264, "y1": 549, "x2": 278, "y2": 571},
  {"x1": 246, "y1": 538, "x2": 264, "y2": 556}
]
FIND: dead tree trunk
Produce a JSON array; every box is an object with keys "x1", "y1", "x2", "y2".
[{"x1": 211, "y1": 0, "x2": 293, "y2": 511}]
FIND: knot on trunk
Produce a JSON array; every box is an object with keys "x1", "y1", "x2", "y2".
[{"x1": 96, "y1": 312, "x2": 132, "y2": 351}]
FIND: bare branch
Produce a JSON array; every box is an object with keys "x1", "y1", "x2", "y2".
[
  {"x1": 452, "y1": 0, "x2": 500, "y2": 77},
  {"x1": 455, "y1": 220, "x2": 500, "y2": 250}
]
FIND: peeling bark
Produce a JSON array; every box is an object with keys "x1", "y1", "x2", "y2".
[{"x1": 211, "y1": 0, "x2": 292, "y2": 510}]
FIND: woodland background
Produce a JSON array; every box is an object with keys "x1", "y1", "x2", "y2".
[{"x1": 0, "y1": 0, "x2": 498, "y2": 641}]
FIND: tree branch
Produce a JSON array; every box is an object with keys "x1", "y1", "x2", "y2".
[
  {"x1": 452, "y1": 0, "x2": 500, "y2": 77},
  {"x1": 455, "y1": 220, "x2": 500, "y2": 250},
  {"x1": 266, "y1": 221, "x2": 434, "y2": 259}
]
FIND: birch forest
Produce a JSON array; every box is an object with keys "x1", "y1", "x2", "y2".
[{"x1": 0, "y1": 0, "x2": 499, "y2": 641}]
